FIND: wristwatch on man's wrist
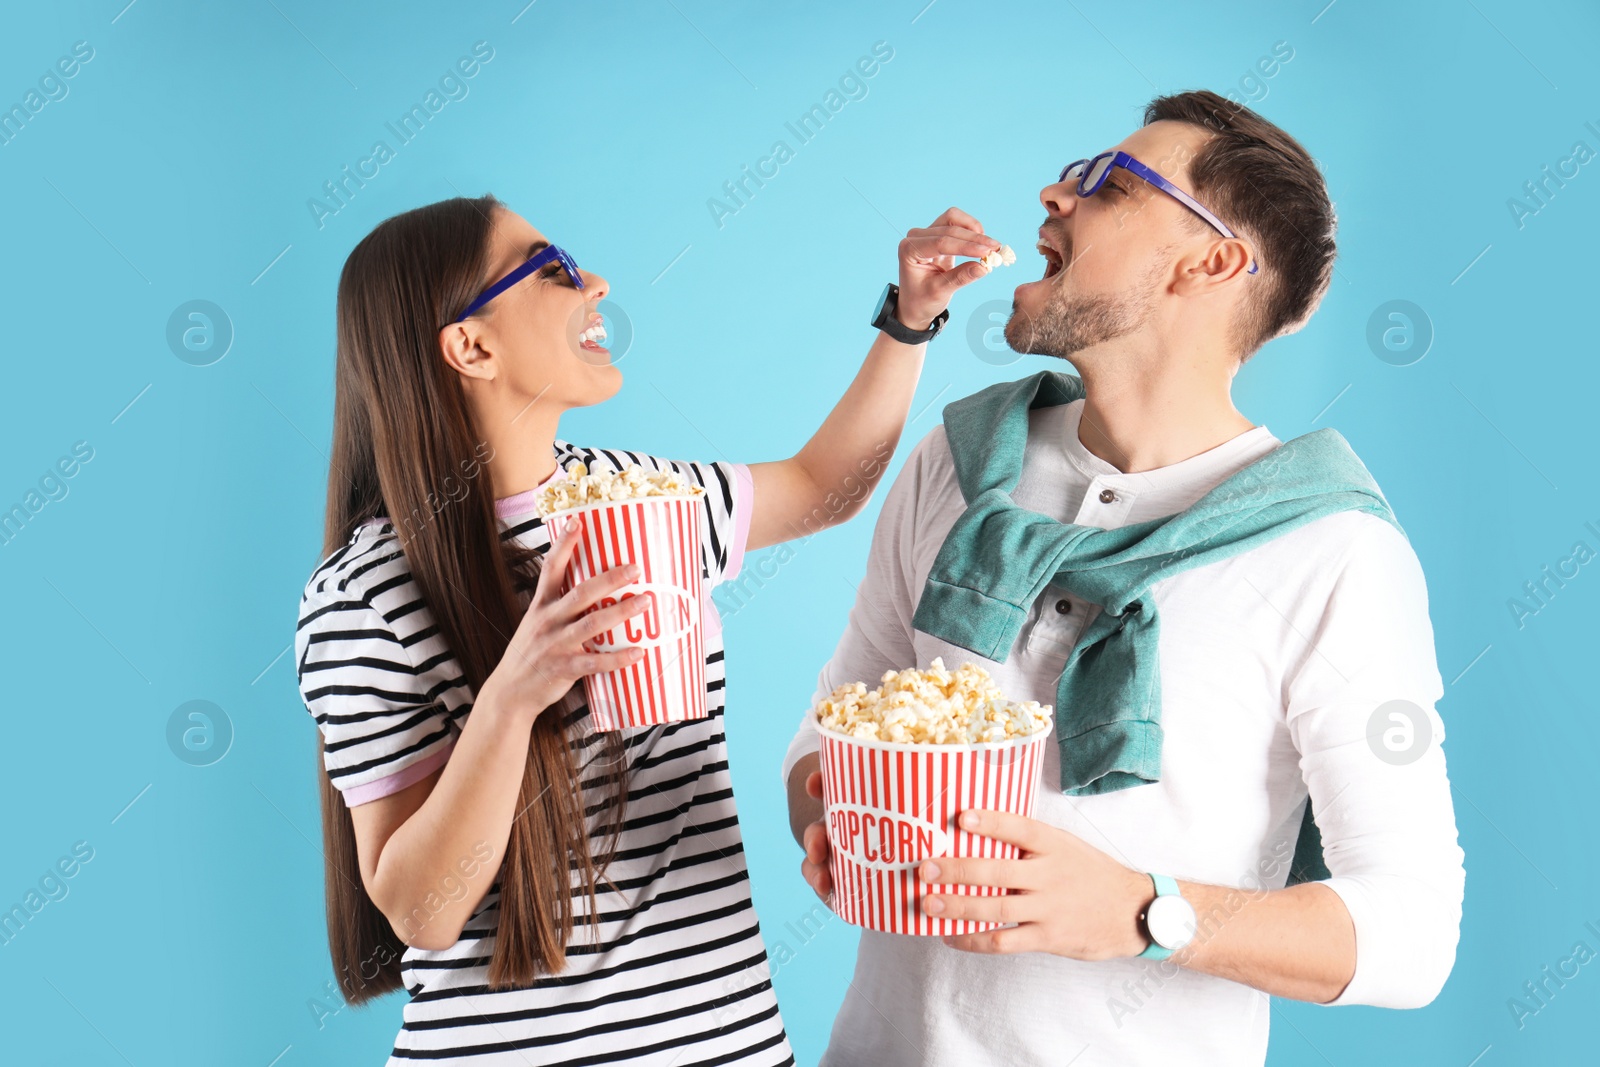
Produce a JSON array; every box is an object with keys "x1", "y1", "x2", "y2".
[
  {"x1": 871, "y1": 282, "x2": 949, "y2": 344},
  {"x1": 1137, "y1": 873, "x2": 1197, "y2": 961}
]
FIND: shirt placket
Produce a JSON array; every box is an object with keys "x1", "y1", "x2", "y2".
[
  {"x1": 1075, "y1": 477, "x2": 1136, "y2": 528},
  {"x1": 1023, "y1": 477, "x2": 1136, "y2": 659},
  {"x1": 1025, "y1": 586, "x2": 1088, "y2": 657}
]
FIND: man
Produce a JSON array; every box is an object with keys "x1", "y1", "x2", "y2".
[{"x1": 782, "y1": 90, "x2": 1465, "y2": 1066}]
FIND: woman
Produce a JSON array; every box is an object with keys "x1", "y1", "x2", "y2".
[{"x1": 294, "y1": 193, "x2": 999, "y2": 1064}]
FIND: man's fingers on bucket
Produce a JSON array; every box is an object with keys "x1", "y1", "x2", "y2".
[
  {"x1": 805, "y1": 770, "x2": 823, "y2": 799},
  {"x1": 803, "y1": 820, "x2": 830, "y2": 864},
  {"x1": 940, "y1": 925, "x2": 1037, "y2": 955},
  {"x1": 958, "y1": 808, "x2": 1050, "y2": 852},
  {"x1": 921, "y1": 888, "x2": 1033, "y2": 926},
  {"x1": 801, "y1": 857, "x2": 831, "y2": 898},
  {"x1": 918, "y1": 854, "x2": 1027, "y2": 890}
]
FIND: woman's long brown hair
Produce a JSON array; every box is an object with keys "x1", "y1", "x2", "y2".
[{"x1": 318, "y1": 194, "x2": 628, "y2": 1003}]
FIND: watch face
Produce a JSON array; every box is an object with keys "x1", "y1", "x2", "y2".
[
  {"x1": 1147, "y1": 894, "x2": 1198, "y2": 950},
  {"x1": 873, "y1": 284, "x2": 894, "y2": 324}
]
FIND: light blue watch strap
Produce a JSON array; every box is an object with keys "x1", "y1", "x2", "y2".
[{"x1": 1137, "y1": 873, "x2": 1180, "y2": 960}]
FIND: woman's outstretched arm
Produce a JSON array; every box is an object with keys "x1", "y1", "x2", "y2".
[{"x1": 746, "y1": 207, "x2": 1000, "y2": 551}]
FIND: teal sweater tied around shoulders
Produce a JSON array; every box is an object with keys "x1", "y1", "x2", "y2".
[{"x1": 909, "y1": 371, "x2": 1407, "y2": 885}]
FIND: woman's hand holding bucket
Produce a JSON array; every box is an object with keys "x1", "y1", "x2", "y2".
[
  {"x1": 555, "y1": 493, "x2": 708, "y2": 730},
  {"x1": 478, "y1": 522, "x2": 654, "y2": 725}
]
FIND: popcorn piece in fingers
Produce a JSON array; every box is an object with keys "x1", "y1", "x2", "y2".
[{"x1": 980, "y1": 244, "x2": 1018, "y2": 270}]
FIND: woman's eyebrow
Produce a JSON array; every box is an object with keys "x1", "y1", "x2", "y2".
[{"x1": 495, "y1": 239, "x2": 549, "y2": 278}]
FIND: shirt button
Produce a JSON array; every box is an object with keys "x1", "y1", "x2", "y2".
[
  {"x1": 1054, "y1": 599, "x2": 1071, "y2": 615},
  {"x1": 1098, "y1": 488, "x2": 1116, "y2": 504}
]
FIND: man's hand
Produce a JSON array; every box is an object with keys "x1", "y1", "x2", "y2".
[
  {"x1": 919, "y1": 808, "x2": 1154, "y2": 960},
  {"x1": 799, "y1": 770, "x2": 834, "y2": 902},
  {"x1": 895, "y1": 207, "x2": 1002, "y2": 331}
]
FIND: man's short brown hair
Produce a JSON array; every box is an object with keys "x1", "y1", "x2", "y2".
[{"x1": 1143, "y1": 90, "x2": 1337, "y2": 358}]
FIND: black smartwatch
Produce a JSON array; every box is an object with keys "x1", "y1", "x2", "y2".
[{"x1": 871, "y1": 283, "x2": 949, "y2": 345}]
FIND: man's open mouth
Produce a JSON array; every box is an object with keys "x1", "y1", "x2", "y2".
[{"x1": 1036, "y1": 231, "x2": 1067, "y2": 279}]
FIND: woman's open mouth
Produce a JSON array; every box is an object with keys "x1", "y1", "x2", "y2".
[{"x1": 578, "y1": 313, "x2": 608, "y2": 353}]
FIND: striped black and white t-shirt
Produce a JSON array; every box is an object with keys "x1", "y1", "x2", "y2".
[{"x1": 295, "y1": 440, "x2": 794, "y2": 1066}]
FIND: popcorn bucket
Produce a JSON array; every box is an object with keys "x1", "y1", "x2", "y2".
[
  {"x1": 557, "y1": 495, "x2": 706, "y2": 730},
  {"x1": 817, "y1": 721, "x2": 1048, "y2": 935}
]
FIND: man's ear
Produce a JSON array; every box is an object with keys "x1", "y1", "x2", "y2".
[
  {"x1": 1176, "y1": 237, "x2": 1254, "y2": 294},
  {"x1": 439, "y1": 321, "x2": 495, "y2": 382}
]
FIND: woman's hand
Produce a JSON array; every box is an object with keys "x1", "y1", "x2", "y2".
[
  {"x1": 478, "y1": 520, "x2": 653, "y2": 723},
  {"x1": 744, "y1": 206, "x2": 1003, "y2": 552},
  {"x1": 894, "y1": 206, "x2": 1002, "y2": 330}
]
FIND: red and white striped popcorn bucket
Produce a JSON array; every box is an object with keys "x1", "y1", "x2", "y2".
[
  {"x1": 556, "y1": 495, "x2": 706, "y2": 731},
  {"x1": 817, "y1": 720, "x2": 1049, "y2": 936}
]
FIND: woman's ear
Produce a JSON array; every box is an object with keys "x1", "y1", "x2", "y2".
[{"x1": 439, "y1": 321, "x2": 496, "y2": 382}]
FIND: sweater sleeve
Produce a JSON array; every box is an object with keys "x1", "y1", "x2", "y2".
[{"x1": 1283, "y1": 517, "x2": 1466, "y2": 1009}]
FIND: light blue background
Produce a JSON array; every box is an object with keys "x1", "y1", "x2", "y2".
[{"x1": 2, "y1": 1, "x2": 1596, "y2": 1063}]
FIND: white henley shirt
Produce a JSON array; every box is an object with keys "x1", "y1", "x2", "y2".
[{"x1": 780, "y1": 398, "x2": 1465, "y2": 1067}]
